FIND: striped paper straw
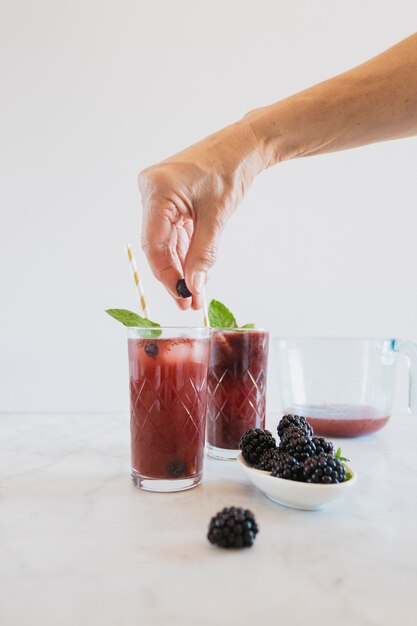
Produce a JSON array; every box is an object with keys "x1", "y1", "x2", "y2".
[
  {"x1": 202, "y1": 288, "x2": 209, "y2": 328},
  {"x1": 125, "y1": 243, "x2": 150, "y2": 319}
]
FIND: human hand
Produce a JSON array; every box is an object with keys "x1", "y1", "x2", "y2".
[{"x1": 138, "y1": 120, "x2": 264, "y2": 310}]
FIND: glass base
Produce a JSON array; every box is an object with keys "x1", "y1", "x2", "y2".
[
  {"x1": 206, "y1": 444, "x2": 239, "y2": 460},
  {"x1": 131, "y1": 468, "x2": 202, "y2": 492}
]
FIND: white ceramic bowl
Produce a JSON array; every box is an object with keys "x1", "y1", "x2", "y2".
[{"x1": 237, "y1": 453, "x2": 357, "y2": 511}]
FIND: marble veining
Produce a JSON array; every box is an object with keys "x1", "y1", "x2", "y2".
[{"x1": 1, "y1": 413, "x2": 417, "y2": 626}]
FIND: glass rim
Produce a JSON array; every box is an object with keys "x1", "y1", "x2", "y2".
[
  {"x1": 126, "y1": 326, "x2": 268, "y2": 332},
  {"x1": 273, "y1": 335, "x2": 396, "y2": 341},
  {"x1": 211, "y1": 327, "x2": 268, "y2": 333},
  {"x1": 127, "y1": 326, "x2": 212, "y2": 331},
  {"x1": 272, "y1": 336, "x2": 395, "y2": 341}
]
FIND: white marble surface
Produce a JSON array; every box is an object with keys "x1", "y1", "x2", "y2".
[{"x1": 1, "y1": 413, "x2": 417, "y2": 626}]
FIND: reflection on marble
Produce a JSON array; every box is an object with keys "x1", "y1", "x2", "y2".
[{"x1": 1, "y1": 413, "x2": 417, "y2": 625}]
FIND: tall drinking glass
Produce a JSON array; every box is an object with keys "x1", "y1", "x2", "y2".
[
  {"x1": 128, "y1": 327, "x2": 211, "y2": 492},
  {"x1": 206, "y1": 329, "x2": 269, "y2": 459}
]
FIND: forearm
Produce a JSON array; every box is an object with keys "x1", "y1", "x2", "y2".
[
  {"x1": 139, "y1": 34, "x2": 417, "y2": 302},
  {"x1": 246, "y1": 33, "x2": 417, "y2": 166}
]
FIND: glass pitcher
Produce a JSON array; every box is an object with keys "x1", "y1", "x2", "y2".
[{"x1": 273, "y1": 338, "x2": 417, "y2": 437}]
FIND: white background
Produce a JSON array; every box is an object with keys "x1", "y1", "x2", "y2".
[{"x1": 1, "y1": 0, "x2": 417, "y2": 414}]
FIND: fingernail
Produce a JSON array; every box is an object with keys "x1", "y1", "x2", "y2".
[
  {"x1": 177, "y1": 298, "x2": 191, "y2": 310},
  {"x1": 193, "y1": 271, "x2": 206, "y2": 294}
]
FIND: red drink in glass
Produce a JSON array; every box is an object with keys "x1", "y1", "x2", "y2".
[
  {"x1": 206, "y1": 329, "x2": 269, "y2": 459},
  {"x1": 302, "y1": 404, "x2": 390, "y2": 437},
  {"x1": 274, "y1": 338, "x2": 417, "y2": 438},
  {"x1": 128, "y1": 327, "x2": 211, "y2": 491}
]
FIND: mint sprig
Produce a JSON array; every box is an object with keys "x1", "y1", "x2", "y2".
[
  {"x1": 208, "y1": 299, "x2": 255, "y2": 329},
  {"x1": 335, "y1": 447, "x2": 350, "y2": 463},
  {"x1": 208, "y1": 300, "x2": 237, "y2": 328},
  {"x1": 335, "y1": 448, "x2": 352, "y2": 481},
  {"x1": 105, "y1": 309, "x2": 162, "y2": 337}
]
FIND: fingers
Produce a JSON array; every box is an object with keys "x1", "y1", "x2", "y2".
[
  {"x1": 139, "y1": 167, "x2": 195, "y2": 309},
  {"x1": 141, "y1": 197, "x2": 193, "y2": 308},
  {"x1": 139, "y1": 166, "x2": 224, "y2": 312},
  {"x1": 177, "y1": 297, "x2": 192, "y2": 311},
  {"x1": 184, "y1": 210, "x2": 222, "y2": 297},
  {"x1": 191, "y1": 293, "x2": 203, "y2": 311},
  {"x1": 142, "y1": 239, "x2": 191, "y2": 308}
]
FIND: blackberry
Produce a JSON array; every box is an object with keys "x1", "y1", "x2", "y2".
[
  {"x1": 312, "y1": 436, "x2": 334, "y2": 456},
  {"x1": 176, "y1": 279, "x2": 192, "y2": 298},
  {"x1": 303, "y1": 453, "x2": 346, "y2": 484},
  {"x1": 166, "y1": 460, "x2": 188, "y2": 478},
  {"x1": 207, "y1": 507, "x2": 259, "y2": 549},
  {"x1": 144, "y1": 342, "x2": 159, "y2": 357},
  {"x1": 240, "y1": 429, "x2": 276, "y2": 466},
  {"x1": 277, "y1": 414, "x2": 314, "y2": 438},
  {"x1": 271, "y1": 452, "x2": 303, "y2": 481},
  {"x1": 254, "y1": 447, "x2": 280, "y2": 471},
  {"x1": 279, "y1": 427, "x2": 316, "y2": 461}
]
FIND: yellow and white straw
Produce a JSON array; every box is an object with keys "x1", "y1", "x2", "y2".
[
  {"x1": 202, "y1": 288, "x2": 209, "y2": 328},
  {"x1": 125, "y1": 243, "x2": 150, "y2": 319}
]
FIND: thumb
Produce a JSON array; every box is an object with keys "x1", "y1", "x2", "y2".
[{"x1": 184, "y1": 212, "x2": 223, "y2": 295}]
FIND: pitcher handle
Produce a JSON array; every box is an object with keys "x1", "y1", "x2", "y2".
[{"x1": 393, "y1": 339, "x2": 417, "y2": 413}]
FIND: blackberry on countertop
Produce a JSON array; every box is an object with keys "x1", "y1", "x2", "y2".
[
  {"x1": 279, "y1": 427, "x2": 316, "y2": 461},
  {"x1": 254, "y1": 447, "x2": 281, "y2": 471},
  {"x1": 312, "y1": 436, "x2": 334, "y2": 456},
  {"x1": 303, "y1": 453, "x2": 346, "y2": 484},
  {"x1": 207, "y1": 507, "x2": 259, "y2": 549},
  {"x1": 271, "y1": 452, "x2": 303, "y2": 481},
  {"x1": 277, "y1": 414, "x2": 314, "y2": 438},
  {"x1": 240, "y1": 429, "x2": 276, "y2": 466}
]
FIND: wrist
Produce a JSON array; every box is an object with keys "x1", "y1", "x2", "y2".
[
  {"x1": 243, "y1": 104, "x2": 295, "y2": 168},
  {"x1": 210, "y1": 119, "x2": 267, "y2": 188}
]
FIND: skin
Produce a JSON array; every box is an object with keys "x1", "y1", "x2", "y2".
[{"x1": 138, "y1": 33, "x2": 417, "y2": 310}]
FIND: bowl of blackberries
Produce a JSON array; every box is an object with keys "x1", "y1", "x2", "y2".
[{"x1": 237, "y1": 415, "x2": 357, "y2": 510}]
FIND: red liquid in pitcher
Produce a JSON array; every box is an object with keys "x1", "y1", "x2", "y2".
[
  {"x1": 295, "y1": 404, "x2": 390, "y2": 437},
  {"x1": 128, "y1": 336, "x2": 210, "y2": 479},
  {"x1": 207, "y1": 330, "x2": 269, "y2": 450}
]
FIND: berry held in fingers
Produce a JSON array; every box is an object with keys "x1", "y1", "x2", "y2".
[{"x1": 176, "y1": 279, "x2": 192, "y2": 298}]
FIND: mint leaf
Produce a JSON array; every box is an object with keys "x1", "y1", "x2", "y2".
[
  {"x1": 208, "y1": 299, "x2": 256, "y2": 329},
  {"x1": 208, "y1": 300, "x2": 237, "y2": 329},
  {"x1": 106, "y1": 309, "x2": 160, "y2": 328},
  {"x1": 335, "y1": 448, "x2": 352, "y2": 482},
  {"x1": 335, "y1": 447, "x2": 350, "y2": 463}
]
